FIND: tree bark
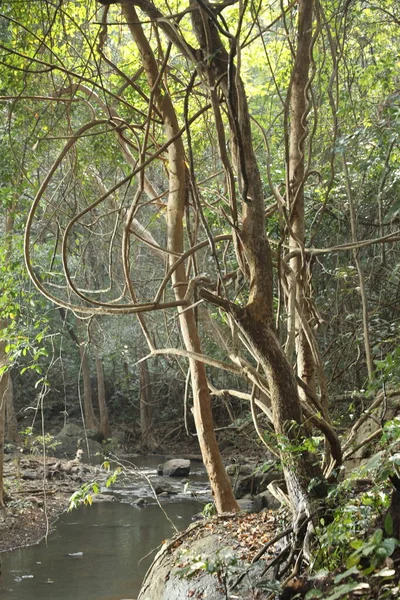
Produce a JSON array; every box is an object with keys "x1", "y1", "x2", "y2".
[
  {"x1": 0, "y1": 207, "x2": 16, "y2": 504},
  {"x1": 79, "y1": 343, "x2": 99, "y2": 430},
  {"x1": 96, "y1": 353, "x2": 111, "y2": 439},
  {"x1": 139, "y1": 361, "x2": 157, "y2": 451},
  {"x1": 5, "y1": 376, "x2": 18, "y2": 443},
  {"x1": 285, "y1": 1, "x2": 333, "y2": 458},
  {"x1": 120, "y1": 1, "x2": 239, "y2": 513},
  {"x1": 0, "y1": 342, "x2": 8, "y2": 507},
  {"x1": 188, "y1": 0, "x2": 328, "y2": 520}
]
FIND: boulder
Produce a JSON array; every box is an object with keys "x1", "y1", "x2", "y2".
[
  {"x1": 253, "y1": 490, "x2": 281, "y2": 512},
  {"x1": 53, "y1": 424, "x2": 103, "y2": 460},
  {"x1": 160, "y1": 459, "x2": 191, "y2": 477},
  {"x1": 232, "y1": 468, "x2": 282, "y2": 499},
  {"x1": 154, "y1": 484, "x2": 178, "y2": 496},
  {"x1": 237, "y1": 498, "x2": 254, "y2": 512},
  {"x1": 137, "y1": 523, "x2": 269, "y2": 600}
]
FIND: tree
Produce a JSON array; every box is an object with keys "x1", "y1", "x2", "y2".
[{"x1": 2, "y1": 0, "x2": 400, "y2": 531}]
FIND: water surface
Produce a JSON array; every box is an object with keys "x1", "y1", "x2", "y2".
[{"x1": 0, "y1": 455, "x2": 207, "y2": 600}]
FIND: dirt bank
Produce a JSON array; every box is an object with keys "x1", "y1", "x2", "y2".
[{"x1": 0, "y1": 453, "x2": 107, "y2": 552}]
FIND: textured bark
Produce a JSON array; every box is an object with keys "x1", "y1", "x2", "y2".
[
  {"x1": 120, "y1": 1, "x2": 238, "y2": 513},
  {"x1": 139, "y1": 361, "x2": 157, "y2": 451},
  {"x1": 235, "y1": 307, "x2": 326, "y2": 517},
  {"x1": 287, "y1": 0, "x2": 318, "y2": 403},
  {"x1": 96, "y1": 354, "x2": 111, "y2": 439},
  {"x1": 5, "y1": 376, "x2": 18, "y2": 443},
  {"x1": 79, "y1": 344, "x2": 99, "y2": 430},
  {"x1": 188, "y1": 0, "x2": 327, "y2": 518},
  {"x1": 0, "y1": 342, "x2": 8, "y2": 507}
]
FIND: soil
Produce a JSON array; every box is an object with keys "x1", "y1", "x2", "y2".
[{"x1": 0, "y1": 452, "x2": 108, "y2": 552}]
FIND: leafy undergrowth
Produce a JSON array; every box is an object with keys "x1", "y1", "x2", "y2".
[
  {"x1": 177, "y1": 418, "x2": 400, "y2": 600},
  {"x1": 300, "y1": 418, "x2": 400, "y2": 600}
]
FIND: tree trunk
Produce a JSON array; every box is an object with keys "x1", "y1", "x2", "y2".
[
  {"x1": 120, "y1": 1, "x2": 239, "y2": 513},
  {"x1": 79, "y1": 343, "x2": 99, "y2": 430},
  {"x1": 235, "y1": 307, "x2": 326, "y2": 517},
  {"x1": 58, "y1": 309, "x2": 100, "y2": 430},
  {"x1": 96, "y1": 354, "x2": 111, "y2": 439},
  {"x1": 0, "y1": 208, "x2": 16, "y2": 505},
  {"x1": 5, "y1": 376, "x2": 18, "y2": 443},
  {"x1": 188, "y1": 0, "x2": 328, "y2": 520},
  {"x1": 286, "y1": 0, "x2": 330, "y2": 418},
  {"x1": 0, "y1": 343, "x2": 8, "y2": 507},
  {"x1": 139, "y1": 361, "x2": 157, "y2": 451}
]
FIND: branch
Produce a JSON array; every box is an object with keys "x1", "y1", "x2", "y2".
[{"x1": 284, "y1": 230, "x2": 400, "y2": 260}]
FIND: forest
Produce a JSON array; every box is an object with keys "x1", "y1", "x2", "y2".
[{"x1": 0, "y1": 0, "x2": 399, "y2": 598}]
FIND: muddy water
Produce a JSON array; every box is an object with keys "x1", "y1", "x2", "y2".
[{"x1": 0, "y1": 456, "x2": 209, "y2": 600}]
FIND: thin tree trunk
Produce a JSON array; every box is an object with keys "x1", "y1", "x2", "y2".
[
  {"x1": 0, "y1": 342, "x2": 8, "y2": 507},
  {"x1": 0, "y1": 207, "x2": 16, "y2": 504},
  {"x1": 287, "y1": 0, "x2": 323, "y2": 408},
  {"x1": 5, "y1": 376, "x2": 18, "y2": 443},
  {"x1": 79, "y1": 343, "x2": 99, "y2": 430},
  {"x1": 121, "y1": 1, "x2": 239, "y2": 513},
  {"x1": 139, "y1": 361, "x2": 157, "y2": 451},
  {"x1": 58, "y1": 309, "x2": 100, "y2": 428},
  {"x1": 96, "y1": 354, "x2": 111, "y2": 439},
  {"x1": 343, "y1": 157, "x2": 374, "y2": 381}
]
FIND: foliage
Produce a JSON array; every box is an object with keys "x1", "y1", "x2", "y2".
[
  {"x1": 68, "y1": 463, "x2": 122, "y2": 511},
  {"x1": 19, "y1": 426, "x2": 61, "y2": 455},
  {"x1": 314, "y1": 419, "x2": 400, "y2": 581},
  {"x1": 202, "y1": 502, "x2": 217, "y2": 518}
]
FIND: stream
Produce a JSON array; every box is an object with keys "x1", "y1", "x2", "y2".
[{"x1": 0, "y1": 456, "x2": 210, "y2": 600}]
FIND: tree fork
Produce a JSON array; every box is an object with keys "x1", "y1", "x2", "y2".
[{"x1": 117, "y1": 0, "x2": 239, "y2": 513}]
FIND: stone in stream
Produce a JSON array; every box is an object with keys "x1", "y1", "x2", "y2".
[
  {"x1": 159, "y1": 459, "x2": 191, "y2": 477},
  {"x1": 154, "y1": 484, "x2": 178, "y2": 496}
]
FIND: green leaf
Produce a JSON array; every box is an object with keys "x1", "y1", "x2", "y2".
[
  {"x1": 305, "y1": 590, "x2": 323, "y2": 599},
  {"x1": 334, "y1": 566, "x2": 360, "y2": 584},
  {"x1": 380, "y1": 538, "x2": 398, "y2": 557},
  {"x1": 324, "y1": 582, "x2": 370, "y2": 600},
  {"x1": 350, "y1": 540, "x2": 363, "y2": 550},
  {"x1": 371, "y1": 529, "x2": 383, "y2": 545},
  {"x1": 384, "y1": 513, "x2": 393, "y2": 536}
]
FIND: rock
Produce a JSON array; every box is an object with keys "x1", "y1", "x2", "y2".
[
  {"x1": 160, "y1": 459, "x2": 190, "y2": 477},
  {"x1": 154, "y1": 484, "x2": 178, "y2": 496},
  {"x1": 237, "y1": 498, "x2": 254, "y2": 512},
  {"x1": 230, "y1": 466, "x2": 282, "y2": 499},
  {"x1": 157, "y1": 464, "x2": 163, "y2": 476},
  {"x1": 253, "y1": 490, "x2": 281, "y2": 512},
  {"x1": 137, "y1": 524, "x2": 268, "y2": 600},
  {"x1": 352, "y1": 395, "x2": 400, "y2": 459},
  {"x1": 21, "y1": 470, "x2": 37, "y2": 480},
  {"x1": 226, "y1": 463, "x2": 253, "y2": 477},
  {"x1": 93, "y1": 494, "x2": 115, "y2": 502},
  {"x1": 53, "y1": 424, "x2": 103, "y2": 459},
  {"x1": 191, "y1": 512, "x2": 204, "y2": 521}
]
